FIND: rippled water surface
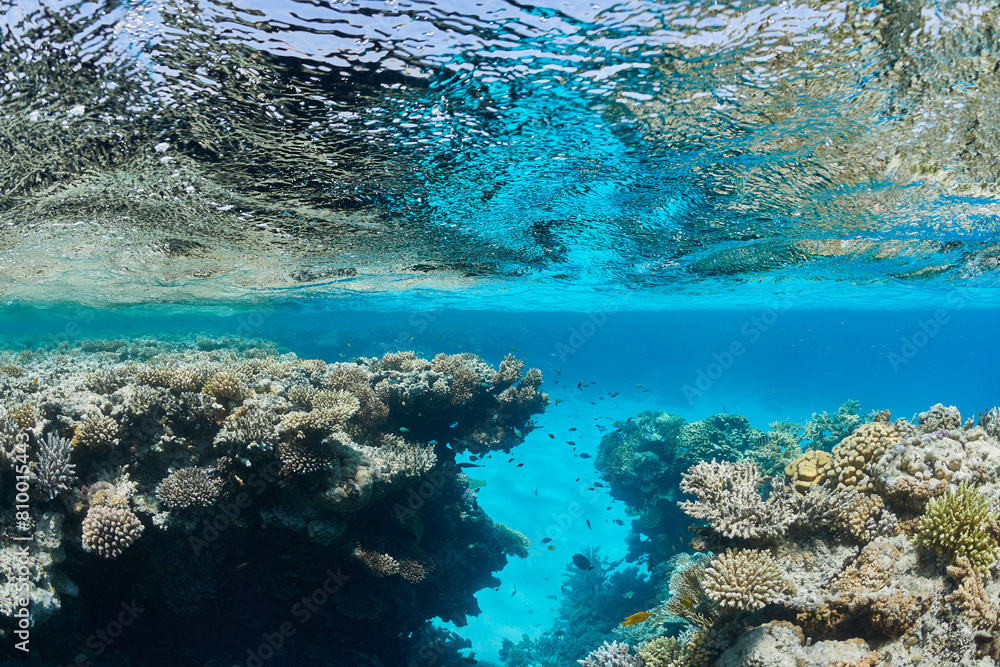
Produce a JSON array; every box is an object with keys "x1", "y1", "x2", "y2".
[{"x1": 4, "y1": 0, "x2": 1000, "y2": 308}]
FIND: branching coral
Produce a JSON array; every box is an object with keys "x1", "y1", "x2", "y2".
[
  {"x1": 82, "y1": 489, "x2": 144, "y2": 559},
  {"x1": 577, "y1": 641, "x2": 641, "y2": 667},
  {"x1": 73, "y1": 411, "x2": 119, "y2": 451},
  {"x1": 915, "y1": 482, "x2": 1000, "y2": 577},
  {"x1": 33, "y1": 431, "x2": 76, "y2": 500},
  {"x1": 156, "y1": 466, "x2": 222, "y2": 509},
  {"x1": 702, "y1": 548, "x2": 788, "y2": 612},
  {"x1": 678, "y1": 459, "x2": 795, "y2": 542}
]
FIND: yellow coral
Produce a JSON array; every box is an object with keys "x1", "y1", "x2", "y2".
[{"x1": 915, "y1": 482, "x2": 1000, "y2": 577}]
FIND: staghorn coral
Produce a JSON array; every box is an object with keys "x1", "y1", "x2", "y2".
[
  {"x1": 278, "y1": 437, "x2": 341, "y2": 474},
  {"x1": 945, "y1": 556, "x2": 1000, "y2": 632},
  {"x1": 577, "y1": 641, "x2": 641, "y2": 667},
  {"x1": 678, "y1": 459, "x2": 795, "y2": 542},
  {"x1": 353, "y1": 544, "x2": 399, "y2": 577},
  {"x1": 702, "y1": 548, "x2": 788, "y2": 612},
  {"x1": 156, "y1": 466, "x2": 222, "y2": 509},
  {"x1": 325, "y1": 364, "x2": 387, "y2": 428},
  {"x1": 915, "y1": 482, "x2": 1000, "y2": 577},
  {"x1": 836, "y1": 491, "x2": 898, "y2": 544},
  {"x1": 33, "y1": 431, "x2": 77, "y2": 501},
  {"x1": 72, "y1": 411, "x2": 119, "y2": 451},
  {"x1": 202, "y1": 370, "x2": 247, "y2": 402},
  {"x1": 362, "y1": 434, "x2": 437, "y2": 483},
  {"x1": 665, "y1": 554, "x2": 716, "y2": 628},
  {"x1": 431, "y1": 352, "x2": 495, "y2": 406},
  {"x1": 81, "y1": 490, "x2": 144, "y2": 559},
  {"x1": 379, "y1": 350, "x2": 429, "y2": 372},
  {"x1": 170, "y1": 364, "x2": 213, "y2": 393}
]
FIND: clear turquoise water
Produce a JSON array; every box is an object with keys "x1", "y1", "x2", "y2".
[{"x1": 3, "y1": 0, "x2": 1000, "y2": 664}]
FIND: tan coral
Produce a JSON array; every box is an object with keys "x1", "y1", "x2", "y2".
[
  {"x1": 821, "y1": 422, "x2": 900, "y2": 493},
  {"x1": 703, "y1": 549, "x2": 788, "y2": 611},
  {"x1": 785, "y1": 450, "x2": 831, "y2": 494}
]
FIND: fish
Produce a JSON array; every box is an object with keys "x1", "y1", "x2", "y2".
[
  {"x1": 614, "y1": 519, "x2": 624, "y2": 526},
  {"x1": 577, "y1": 382, "x2": 582, "y2": 389},
  {"x1": 542, "y1": 537, "x2": 551, "y2": 544},
  {"x1": 610, "y1": 392, "x2": 619, "y2": 397},
  {"x1": 623, "y1": 591, "x2": 634, "y2": 599},
  {"x1": 569, "y1": 427, "x2": 577, "y2": 432},
  {"x1": 534, "y1": 488, "x2": 538, "y2": 496},
  {"x1": 567, "y1": 440, "x2": 576, "y2": 446},
  {"x1": 620, "y1": 611, "x2": 650, "y2": 627},
  {"x1": 596, "y1": 425, "x2": 607, "y2": 432},
  {"x1": 456, "y1": 463, "x2": 484, "y2": 468},
  {"x1": 481, "y1": 382, "x2": 490, "y2": 387},
  {"x1": 428, "y1": 440, "x2": 438, "y2": 445},
  {"x1": 548, "y1": 434, "x2": 555, "y2": 439},
  {"x1": 399, "y1": 427, "x2": 409, "y2": 433},
  {"x1": 514, "y1": 428, "x2": 522, "y2": 437},
  {"x1": 572, "y1": 554, "x2": 593, "y2": 570},
  {"x1": 547, "y1": 545, "x2": 556, "y2": 551},
  {"x1": 579, "y1": 453, "x2": 591, "y2": 459},
  {"x1": 449, "y1": 421, "x2": 458, "y2": 428},
  {"x1": 508, "y1": 457, "x2": 515, "y2": 463},
  {"x1": 555, "y1": 399, "x2": 563, "y2": 404},
  {"x1": 516, "y1": 463, "x2": 524, "y2": 468},
  {"x1": 586, "y1": 520, "x2": 591, "y2": 530}
]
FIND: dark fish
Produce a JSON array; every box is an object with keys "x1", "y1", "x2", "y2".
[
  {"x1": 593, "y1": 481, "x2": 604, "y2": 487},
  {"x1": 508, "y1": 457, "x2": 515, "y2": 463},
  {"x1": 577, "y1": 381, "x2": 582, "y2": 389},
  {"x1": 611, "y1": 392, "x2": 619, "y2": 397},
  {"x1": 572, "y1": 554, "x2": 594, "y2": 570},
  {"x1": 579, "y1": 453, "x2": 591, "y2": 459},
  {"x1": 548, "y1": 434, "x2": 555, "y2": 439},
  {"x1": 457, "y1": 463, "x2": 484, "y2": 468},
  {"x1": 567, "y1": 440, "x2": 576, "y2": 446},
  {"x1": 575, "y1": 478, "x2": 580, "y2": 481},
  {"x1": 614, "y1": 519, "x2": 624, "y2": 526},
  {"x1": 569, "y1": 427, "x2": 577, "y2": 432},
  {"x1": 596, "y1": 425, "x2": 607, "y2": 432},
  {"x1": 516, "y1": 463, "x2": 524, "y2": 468},
  {"x1": 542, "y1": 537, "x2": 552, "y2": 544},
  {"x1": 586, "y1": 520, "x2": 591, "y2": 530},
  {"x1": 534, "y1": 488, "x2": 538, "y2": 496},
  {"x1": 754, "y1": 435, "x2": 771, "y2": 448}
]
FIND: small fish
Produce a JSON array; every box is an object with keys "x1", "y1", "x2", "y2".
[
  {"x1": 573, "y1": 554, "x2": 594, "y2": 570},
  {"x1": 555, "y1": 398, "x2": 563, "y2": 404},
  {"x1": 547, "y1": 545, "x2": 556, "y2": 551},
  {"x1": 516, "y1": 463, "x2": 523, "y2": 468},
  {"x1": 511, "y1": 587, "x2": 517, "y2": 598},
  {"x1": 508, "y1": 457, "x2": 515, "y2": 463},
  {"x1": 614, "y1": 519, "x2": 624, "y2": 526},
  {"x1": 577, "y1": 382, "x2": 582, "y2": 389},
  {"x1": 586, "y1": 520, "x2": 591, "y2": 530},
  {"x1": 456, "y1": 463, "x2": 484, "y2": 468},
  {"x1": 623, "y1": 591, "x2": 634, "y2": 599},
  {"x1": 620, "y1": 611, "x2": 650, "y2": 627},
  {"x1": 514, "y1": 428, "x2": 522, "y2": 437},
  {"x1": 566, "y1": 440, "x2": 576, "y2": 446},
  {"x1": 636, "y1": 384, "x2": 643, "y2": 388},
  {"x1": 347, "y1": 343, "x2": 352, "y2": 347},
  {"x1": 548, "y1": 434, "x2": 555, "y2": 439},
  {"x1": 480, "y1": 382, "x2": 490, "y2": 387},
  {"x1": 534, "y1": 488, "x2": 538, "y2": 496},
  {"x1": 579, "y1": 453, "x2": 591, "y2": 459},
  {"x1": 450, "y1": 421, "x2": 458, "y2": 428},
  {"x1": 429, "y1": 440, "x2": 438, "y2": 445},
  {"x1": 542, "y1": 537, "x2": 552, "y2": 544},
  {"x1": 596, "y1": 425, "x2": 607, "y2": 432},
  {"x1": 610, "y1": 392, "x2": 619, "y2": 397},
  {"x1": 399, "y1": 427, "x2": 409, "y2": 433},
  {"x1": 547, "y1": 595, "x2": 558, "y2": 601},
  {"x1": 569, "y1": 427, "x2": 577, "y2": 432},
  {"x1": 593, "y1": 481, "x2": 604, "y2": 488}
]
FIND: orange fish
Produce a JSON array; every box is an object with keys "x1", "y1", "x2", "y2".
[{"x1": 620, "y1": 611, "x2": 650, "y2": 627}]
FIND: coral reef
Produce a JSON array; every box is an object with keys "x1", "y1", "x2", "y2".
[
  {"x1": 586, "y1": 403, "x2": 1000, "y2": 667},
  {"x1": 0, "y1": 335, "x2": 548, "y2": 665}
]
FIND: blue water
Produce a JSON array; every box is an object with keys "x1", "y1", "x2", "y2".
[{"x1": 4, "y1": 0, "x2": 1000, "y2": 663}]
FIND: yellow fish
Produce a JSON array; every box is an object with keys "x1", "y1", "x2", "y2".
[{"x1": 620, "y1": 611, "x2": 650, "y2": 627}]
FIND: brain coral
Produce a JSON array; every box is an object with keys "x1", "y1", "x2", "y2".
[
  {"x1": 915, "y1": 482, "x2": 1000, "y2": 577},
  {"x1": 703, "y1": 548, "x2": 788, "y2": 611},
  {"x1": 82, "y1": 491, "x2": 144, "y2": 559},
  {"x1": 156, "y1": 467, "x2": 222, "y2": 509}
]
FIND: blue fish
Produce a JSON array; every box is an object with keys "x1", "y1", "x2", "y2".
[
  {"x1": 399, "y1": 427, "x2": 409, "y2": 433},
  {"x1": 428, "y1": 440, "x2": 438, "y2": 445}
]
